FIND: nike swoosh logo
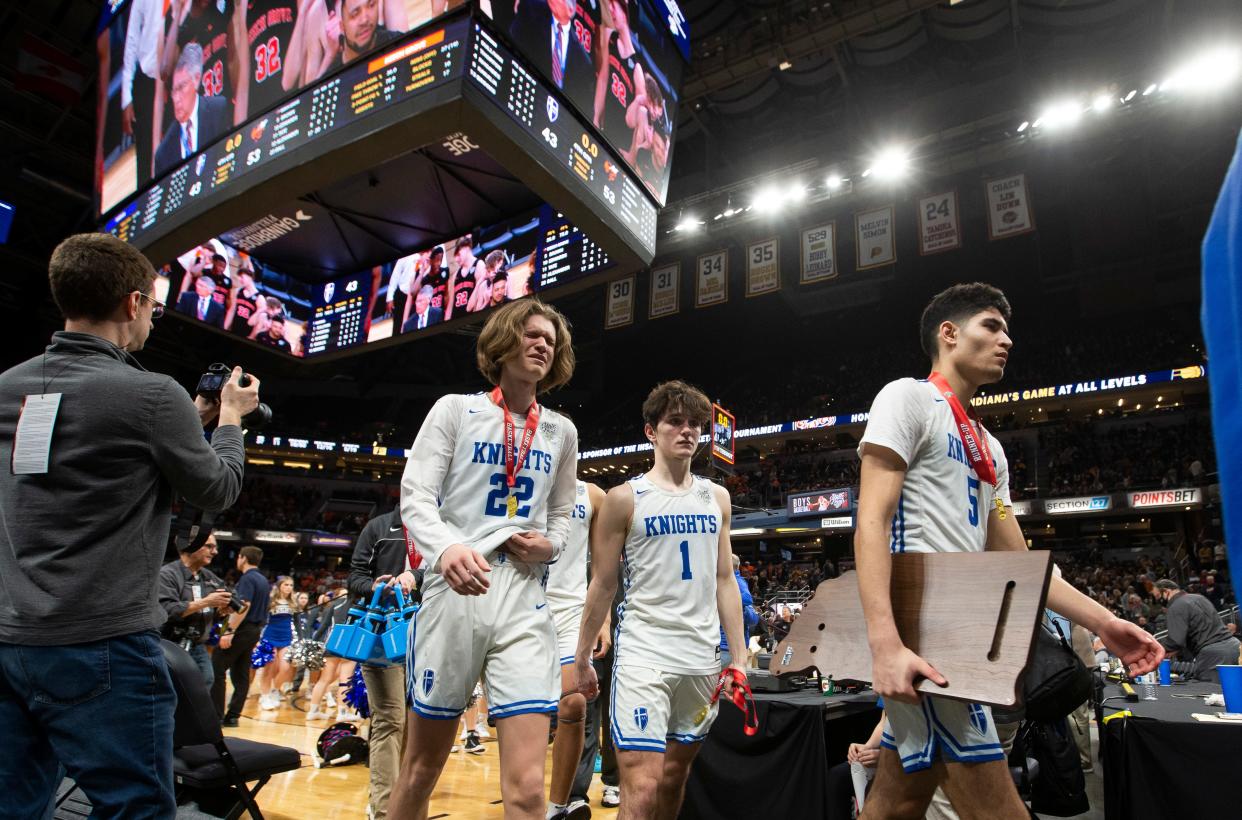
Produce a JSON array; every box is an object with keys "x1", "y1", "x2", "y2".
[
  {"x1": 469, "y1": 408, "x2": 484, "y2": 414},
  {"x1": 535, "y1": 603, "x2": 547, "y2": 610},
  {"x1": 934, "y1": 398, "x2": 945, "y2": 403},
  {"x1": 390, "y1": 525, "x2": 403, "y2": 531},
  {"x1": 635, "y1": 489, "x2": 648, "y2": 495}
]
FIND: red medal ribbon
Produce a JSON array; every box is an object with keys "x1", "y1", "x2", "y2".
[
  {"x1": 927, "y1": 371, "x2": 997, "y2": 487},
  {"x1": 402, "y1": 525, "x2": 423, "y2": 570},
  {"x1": 711, "y1": 668, "x2": 759, "y2": 736},
  {"x1": 490, "y1": 386, "x2": 540, "y2": 489}
]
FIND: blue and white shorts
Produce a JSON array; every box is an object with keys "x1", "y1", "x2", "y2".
[
  {"x1": 881, "y1": 696, "x2": 1005, "y2": 773},
  {"x1": 610, "y1": 664, "x2": 718, "y2": 754}
]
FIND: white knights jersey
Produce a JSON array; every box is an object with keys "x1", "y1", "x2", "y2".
[
  {"x1": 401, "y1": 392, "x2": 579, "y2": 573},
  {"x1": 614, "y1": 474, "x2": 722, "y2": 675},
  {"x1": 546, "y1": 480, "x2": 591, "y2": 611},
  {"x1": 859, "y1": 378, "x2": 1011, "y2": 554}
]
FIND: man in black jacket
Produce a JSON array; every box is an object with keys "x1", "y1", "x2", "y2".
[
  {"x1": 508, "y1": 0, "x2": 595, "y2": 107},
  {"x1": 0, "y1": 232, "x2": 257, "y2": 818},
  {"x1": 348, "y1": 508, "x2": 420, "y2": 820},
  {"x1": 159, "y1": 534, "x2": 231, "y2": 689},
  {"x1": 1155, "y1": 579, "x2": 1241, "y2": 683}
]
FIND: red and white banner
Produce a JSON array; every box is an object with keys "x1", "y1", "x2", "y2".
[
  {"x1": 16, "y1": 35, "x2": 86, "y2": 106},
  {"x1": 1129, "y1": 488, "x2": 1202, "y2": 509},
  {"x1": 917, "y1": 190, "x2": 961, "y2": 255},
  {"x1": 985, "y1": 174, "x2": 1036, "y2": 240}
]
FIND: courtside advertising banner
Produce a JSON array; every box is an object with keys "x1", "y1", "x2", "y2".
[
  {"x1": 746, "y1": 237, "x2": 780, "y2": 296},
  {"x1": 917, "y1": 190, "x2": 962, "y2": 255},
  {"x1": 604, "y1": 276, "x2": 635, "y2": 329},
  {"x1": 649, "y1": 263, "x2": 680, "y2": 319},
  {"x1": 696, "y1": 249, "x2": 729, "y2": 307},
  {"x1": 855, "y1": 206, "x2": 896, "y2": 270},
  {"x1": 986, "y1": 173, "x2": 1036, "y2": 239},
  {"x1": 801, "y1": 222, "x2": 837, "y2": 283}
]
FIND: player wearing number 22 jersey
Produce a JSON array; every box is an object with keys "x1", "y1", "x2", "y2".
[{"x1": 390, "y1": 299, "x2": 580, "y2": 819}]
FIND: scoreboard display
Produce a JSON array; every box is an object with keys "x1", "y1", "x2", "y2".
[
  {"x1": 103, "y1": 19, "x2": 469, "y2": 248},
  {"x1": 712, "y1": 404, "x2": 736, "y2": 467},
  {"x1": 535, "y1": 205, "x2": 611, "y2": 290},
  {"x1": 306, "y1": 274, "x2": 372, "y2": 356},
  {"x1": 467, "y1": 24, "x2": 658, "y2": 256}
]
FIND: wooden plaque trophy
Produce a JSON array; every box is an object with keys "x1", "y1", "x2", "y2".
[{"x1": 769, "y1": 551, "x2": 1053, "y2": 706}]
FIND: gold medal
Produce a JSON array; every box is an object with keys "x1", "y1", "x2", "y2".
[
  {"x1": 507, "y1": 493, "x2": 519, "y2": 518},
  {"x1": 995, "y1": 497, "x2": 1006, "y2": 520},
  {"x1": 693, "y1": 703, "x2": 710, "y2": 725}
]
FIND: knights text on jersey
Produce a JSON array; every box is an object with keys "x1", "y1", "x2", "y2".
[
  {"x1": 546, "y1": 480, "x2": 591, "y2": 611},
  {"x1": 858, "y1": 378, "x2": 1012, "y2": 554},
  {"x1": 400, "y1": 392, "x2": 579, "y2": 572},
  {"x1": 614, "y1": 475, "x2": 722, "y2": 675}
]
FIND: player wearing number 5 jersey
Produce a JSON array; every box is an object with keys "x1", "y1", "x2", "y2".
[
  {"x1": 855, "y1": 283, "x2": 1163, "y2": 820},
  {"x1": 389, "y1": 299, "x2": 579, "y2": 820},
  {"x1": 575, "y1": 381, "x2": 748, "y2": 820}
]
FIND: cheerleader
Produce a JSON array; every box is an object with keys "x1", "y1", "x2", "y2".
[{"x1": 257, "y1": 576, "x2": 298, "y2": 710}]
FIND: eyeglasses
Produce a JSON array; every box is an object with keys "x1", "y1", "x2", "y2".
[{"x1": 137, "y1": 291, "x2": 165, "y2": 318}]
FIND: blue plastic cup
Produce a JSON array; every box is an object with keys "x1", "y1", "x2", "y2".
[
  {"x1": 1219, "y1": 665, "x2": 1242, "y2": 713},
  {"x1": 1158, "y1": 658, "x2": 1171, "y2": 686}
]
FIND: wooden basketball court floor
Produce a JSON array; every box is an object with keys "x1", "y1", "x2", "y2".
[{"x1": 225, "y1": 688, "x2": 619, "y2": 819}]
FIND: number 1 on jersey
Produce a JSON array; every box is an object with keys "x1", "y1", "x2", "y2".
[{"x1": 679, "y1": 540, "x2": 692, "y2": 580}]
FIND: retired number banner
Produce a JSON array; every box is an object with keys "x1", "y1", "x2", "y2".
[
  {"x1": 800, "y1": 222, "x2": 837, "y2": 283},
  {"x1": 604, "y1": 276, "x2": 635, "y2": 329},
  {"x1": 746, "y1": 238, "x2": 780, "y2": 296},
  {"x1": 856, "y1": 205, "x2": 896, "y2": 270},
  {"x1": 696, "y1": 249, "x2": 729, "y2": 307},
  {"x1": 649, "y1": 263, "x2": 680, "y2": 319},
  {"x1": 986, "y1": 173, "x2": 1036, "y2": 239},
  {"x1": 917, "y1": 190, "x2": 961, "y2": 255}
]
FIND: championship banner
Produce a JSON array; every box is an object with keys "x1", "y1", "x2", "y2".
[
  {"x1": 696, "y1": 249, "x2": 728, "y2": 307},
  {"x1": 649, "y1": 263, "x2": 680, "y2": 319},
  {"x1": 711, "y1": 403, "x2": 736, "y2": 468},
  {"x1": 801, "y1": 222, "x2": 837, "y2": 283},
  {"x1": 986, "y1": 173, "x2": 1036, "y2": 239},
  {"x1": 917, "y1": 190, "x2": 961, "y2": 255},
  {"x1": 746, "y1": 237, "x2": 780, "y2": 296},
  {"x1": 604, "y1": 276, "x2": 635, "y2": 329},
  {"x1": 855, "y1": 206, "x2": 896, "y2": 270}
]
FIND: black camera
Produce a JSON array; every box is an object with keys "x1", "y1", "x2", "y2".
[{"x1": 196, "y1": 363, "x2": 272, "y2": 428}]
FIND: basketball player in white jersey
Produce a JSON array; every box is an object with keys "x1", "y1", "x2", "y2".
[
  {"x1": 575, "y1": 381, "x2": 748, "y2": 820},
  {"x1": 856, "y1": 283, "x2": 1163, "y2": 819},
  {"x1": 388, "y1": 299, "x2": 580, "y2": 820},
  {"x1": 545, "y1": 479, "x2": 606, "y2": 820}
]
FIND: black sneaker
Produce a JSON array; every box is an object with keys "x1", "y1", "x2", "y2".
[
  {"x1": 221, "y1": 715, "x2": 240, "y2": 728},
  {"x1": 465, "y1": 731, "x2": 484, "y2": 754}
]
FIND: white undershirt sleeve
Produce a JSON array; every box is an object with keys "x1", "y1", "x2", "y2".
[
  {"x1": 401, "y1": 395, "x2": 463, "y2": 572},
  {"x1": 542, "y1": 420, "x2": 579, "y2": 563}
]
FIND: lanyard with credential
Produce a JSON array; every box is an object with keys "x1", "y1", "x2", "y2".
[
  {"x1": 927, "y1": 371, "x2": 1005, "y2": 520},
  {"x1": 490, "y1": 386, "x2": 540, "y2": 518}
]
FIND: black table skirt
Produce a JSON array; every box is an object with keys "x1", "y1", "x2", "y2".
[
  {"x1": 681, "y1": 690, "x2": 879, "y2": 819},
  {"x1": 1101, "y1": 682, "x2": 1241, "y2": 820}
]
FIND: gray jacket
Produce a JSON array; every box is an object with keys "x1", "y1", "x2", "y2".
[{"x1": 0, "y1": 332, "x2": 245, "y2": 645}]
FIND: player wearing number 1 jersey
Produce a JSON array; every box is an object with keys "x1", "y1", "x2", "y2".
[
  {"x1": 575, "y1": 381, "x2": 747, "y2": 820},
  {"x1": 241, "y1": 0, "x2": 298, "y2": 120},
  {"x1": 855, "y1": 283, "x2": 1163, "y2": 820},
  {"x1": 389, "y1": 299, "x2": 579, "y2": 820}
]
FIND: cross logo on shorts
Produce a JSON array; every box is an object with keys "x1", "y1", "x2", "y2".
[
  {"x1": 969, "y1": 703, "x2": 988, "y2": 735},
  {"x1": 633, "y1": 707, "x2": 649, "y2": 731},
  {"x1": 422, "y1": 669, "x2": 435, "y2": 696}
]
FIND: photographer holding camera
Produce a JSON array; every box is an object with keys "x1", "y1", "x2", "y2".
[
  {"x1": 0, "y1": 233, "x2": 258, "y2": 819},
  {"x1": 158, "y1": 534, "x2": 232, "y2": 690}
]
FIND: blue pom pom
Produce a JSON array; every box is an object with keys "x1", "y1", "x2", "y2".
[
  {"x1": 251, "y1": 639, "x2": 275, "y2": 669},
  {"x1": 343, "y1": 665, "x2": 370, "y2": 719}
]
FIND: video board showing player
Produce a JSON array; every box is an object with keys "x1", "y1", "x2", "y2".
[
  {"x1": 160, "y1": 235, "x2": 312, "y2": 356},
  {"x1": 366, "y1": 210, "x2": 541, "y2": 343},
  {"x1": 96, "y1": 0, "x2": 466, "y2": 215},
  {"x1": 479, "y1": 0, "x2": 683, "y2": 204}
]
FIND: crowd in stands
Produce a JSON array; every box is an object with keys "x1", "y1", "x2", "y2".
[
  {"x1": 212, "y1": 477, "x2": 392, "y2": 535},
  {"x1": 1042, "y1": 417, "x2": 1216, "y2": 497}
]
